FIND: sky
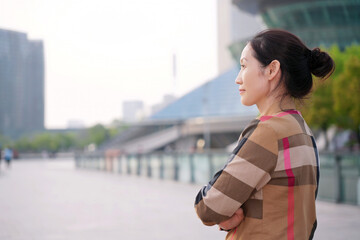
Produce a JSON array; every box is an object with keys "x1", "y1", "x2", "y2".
[{"x1": 0, "y1": 0, "x2": 218, "y2": 128}]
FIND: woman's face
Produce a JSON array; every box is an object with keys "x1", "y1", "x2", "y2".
[{"x1": 235, "y1": 44, "x2": 270, "y2": 107}]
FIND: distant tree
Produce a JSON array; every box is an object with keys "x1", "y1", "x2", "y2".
[
  {"x1": 13, "y1": 122, "x2": 128, "y2": 153},
  {"x1": 14, "y1": 137, "x2": 32, "y2": 152},
  {"x1": 333, "y1": 53, "x2": 360, "y2": 146},
  {"x1": 301, "y1": 45, "x2": 340, "y2": 149},
  {"x1": 108, "y1": 119, "x2": 130, "y2": 138},
  {"x1": 86, "y1": 124, "x2": 109, "y2": 147},
  {"x1": 301, "y1": 78, "x2": 335, "y2": 149},
  {"x1": 0, "y1": 134, "x2": 12, "y2": 148}
]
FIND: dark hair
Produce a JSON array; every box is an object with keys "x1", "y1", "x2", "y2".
[{"x1": 249, "y1": 29, "x2": 335, "y2": 99}]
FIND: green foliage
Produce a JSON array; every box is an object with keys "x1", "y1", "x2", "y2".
[
  {"x1": 81, "y1": 124, "x2": 109, "y2": 147},
  {"x1": 0, "y1": 134, "x2": 12, "y2": 148},
  {"x1": 302, "y1": 77, "x2": 334, "y2": 130},
  {"x1": 333, "y1": 50, "x2": 360, "y2": 131},
  {"x1": 302, "y1": 44, "x2": 360, "y2": 146},
  {"x1": 12, "y1": 119, "x2": 130, "y2": 153},
  {"x1": 14, "y1": 133, "x2": 78, "y2": 152}
]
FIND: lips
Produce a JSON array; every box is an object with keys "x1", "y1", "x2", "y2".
[{"x1": 239, "y1": 89, "x2": 245, "y2": 94}]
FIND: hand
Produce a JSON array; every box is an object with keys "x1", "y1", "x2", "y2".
[{"x1": 218, "y1": 208, "x2": 244, "y2": 231}]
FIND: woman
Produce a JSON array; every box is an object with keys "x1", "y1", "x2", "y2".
[{"x1": 194, "y1": 29, "x2": 334, "y2": 239}]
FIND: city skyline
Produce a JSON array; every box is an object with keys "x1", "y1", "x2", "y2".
[{"x1": 0, "y1": 0, "x2": 219, "y2": 128}]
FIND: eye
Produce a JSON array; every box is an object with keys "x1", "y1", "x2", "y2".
[{"x1": 240, "y1": 64, "x2": 246, "y2": 69}]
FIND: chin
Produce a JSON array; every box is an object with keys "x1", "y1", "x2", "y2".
[{"x1": 240, "y1": 98, "x2": 254, "y2": 106}]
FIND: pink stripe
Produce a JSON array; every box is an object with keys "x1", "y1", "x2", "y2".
[
  {"x1": 283, "y1": 138, "x2": 295, "y2": 240},
  {"x1": 260, "y1": 110, "x2": 301, "y2": 122},
  {"x1": 230, "y1": 227, "x2": 237, "y2": 240}
]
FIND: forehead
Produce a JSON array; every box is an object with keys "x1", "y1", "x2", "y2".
[{"x1": 240, "y1": 44, "x2": 253, "y2": 61}]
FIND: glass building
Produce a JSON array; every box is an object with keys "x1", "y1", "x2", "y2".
[
  {"x1": 230, "y1": 0, "x2": 360, "y2": 61},
  {"x1": 0, "y1": 29, "x2": 44, "y2": 138}
]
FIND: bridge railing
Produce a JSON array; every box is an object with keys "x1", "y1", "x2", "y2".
[{"x1": 75, "y1": 151, "x2": 360, "y2": 205}]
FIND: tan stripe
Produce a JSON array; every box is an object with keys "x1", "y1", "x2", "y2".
[
  {"x1": 262, "y1": 184, "x2": 291, "y2": 237},
  {"x1": 304, "y1": 122, "x2": 313, "y2": 136},
  {"x1": 278, "y1": 133, "x2": 314, "y2": 151},
  {"x1": 195, "y1": 199, "x2": 229, "y2": 225},
  {"x1": 248, "y1": 122, "x2": 278, "y2": 155},
  {"x1": 225, "y1": 155, "x2": 271, "y2": 190},
  {"x1": 243, "y1": 199, "x2": 263, "y2": 219},
  {"x1": 250, "y1": 189, "x2": 263, "y2": 200},
  {"x1": 267, "y1": 114, "x2": 304, "y2": 139},
  {"x1": 203, "y1": 186, "x2": 241, "y2": 217},
  {"x1": 293, "y1": 185, "x2": 317, "y2": 238},
  {"x1": 275, "y1": 145, "x2": 317, "y2": 171},
  {"x1": 213, "y1": 171, "x2": 253, "y2": 204},
  {"x1": 237, "y1": 140, "x2": 277, "y2": 173},
  {"x1": 269, "y1": 165, "x2": 317, "y2": 186}
]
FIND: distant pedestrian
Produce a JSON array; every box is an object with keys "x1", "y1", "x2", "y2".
[
  {"x1": 194, "y1": 29, "x2": 335, "y2": 239},
  {"x1": 4, "y1": 147, "x2": 13, "y2": 168}
]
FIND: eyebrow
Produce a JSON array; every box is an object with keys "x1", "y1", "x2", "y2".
[{"x1": 240, "y1": 57, "x2": 247, "y2": 63}]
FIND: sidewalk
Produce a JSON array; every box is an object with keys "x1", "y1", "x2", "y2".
[{"x1": 0, "y1": 159, "x2": 359, "y2": 240}]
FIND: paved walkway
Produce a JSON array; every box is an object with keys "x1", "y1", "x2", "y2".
[{"x1": 0, "y1": 159, "x2": 359, "y2": 240}]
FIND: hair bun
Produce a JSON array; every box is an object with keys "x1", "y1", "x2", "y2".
[{"x1": 308, "y1": 48, "x2": 335, "y2": 78}]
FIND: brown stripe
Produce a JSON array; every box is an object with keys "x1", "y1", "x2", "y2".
[
  {"x1": 289, "y1": 113, "x2": 307, "y2": 134},
  {"x1": 237, "y1": 140, "x2": 277, "y2": 173},
  {"x1": 195, "y1": 199, "x2": 230, "y2": 225},
  {"x1": 269, "y1": 165, "x2": 317, "y2": 186},
  {"x1": 278, "y1": 133, "x2": 314, "y2": 151},
  {"x1": 240, "y1": 119, "x2": 260, "y2": 139},
  {"x1": 213, "y1": 170, "x2": 254, "y2": 204},
  {"x1": 243, "y1": 199, "x2": 263, "y2": 219}
]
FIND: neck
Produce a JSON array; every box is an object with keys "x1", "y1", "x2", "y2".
[{"x1": 257, "y1": 95, "x2": 296, "y2": 116}]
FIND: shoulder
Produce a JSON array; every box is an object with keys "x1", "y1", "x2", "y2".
[
  {"x1": 237, "y1": 119, "x2": 278, "y2": 157},
  {"x1": 260, "y1": 112, "x2": 310, "y2": 139}
]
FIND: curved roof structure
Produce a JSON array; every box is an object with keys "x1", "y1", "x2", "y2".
[
  {"x1": 149, "y1": 67, "x2": 258, "y2": 120},
  {"x1": 230, "y1": 0, "x2": 360, "y2": 61}
]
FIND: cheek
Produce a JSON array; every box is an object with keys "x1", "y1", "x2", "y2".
[{"x1": 241, "y1": 75, "x2": 268, "y2": 105}]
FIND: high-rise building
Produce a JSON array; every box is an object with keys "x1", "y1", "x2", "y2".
[
  {"x1": 217, "y1": 0, "x2": 264, "y2": 74},
  {"x1": 0, "y1": 29, "x2": 45, "y2": 138},
  {"x1": 122, "y1": 100, "x2": 144, "y2": 122}
]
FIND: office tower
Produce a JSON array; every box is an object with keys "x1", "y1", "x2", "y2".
[
  {"x1": 0, "y1": 29, "x2": 44, "y2": 138},
  {"x1": 123, "y1": 100, "x2": 145, "y2": 122}
]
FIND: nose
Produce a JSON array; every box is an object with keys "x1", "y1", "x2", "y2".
[{"x1": 235, "y1": 71, "x2": 242, "y2": 85}]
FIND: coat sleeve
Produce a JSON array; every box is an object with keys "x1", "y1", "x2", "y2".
[{"x1": 194, "y1": 122, "x2": 278, "y2": 226}]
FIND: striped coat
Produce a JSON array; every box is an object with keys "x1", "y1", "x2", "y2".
[{"x1": 194, "y1": 110, "x2": 319, "y2": 240}]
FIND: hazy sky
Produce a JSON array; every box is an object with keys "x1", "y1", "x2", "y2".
[{"x1": 0, "y1": 0, "x2": 218, "y2": 128}]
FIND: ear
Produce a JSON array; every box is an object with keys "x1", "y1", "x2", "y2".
[{"x1": 267, "y1": 60, "x2": 281, "y2": 81}]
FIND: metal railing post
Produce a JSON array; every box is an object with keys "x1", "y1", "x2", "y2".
[
  {"x1": 160, "y1": 153, "x2": 164, "y2": 180},
  {"x1": 136, "y1": 154, "x2": 141, "y2": 176},
  {"x1": 208, "y1": 152, "x2": 214, "y2": 180},
  {"x1": 174, "y1": 152, "x2": 179, "y2": 181},
  {"x1": 190, "y1": 153, "x2": 195, "y2": 184},
  {"x1": 335, "y1": 154, "x2": 343, "y2": 203},
  {"x1": 126, "y1": 155, "x2": 131, "y2": 175},
  {"x1": 147, "y1": 155, "x2": 152, "y2": 178}
]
